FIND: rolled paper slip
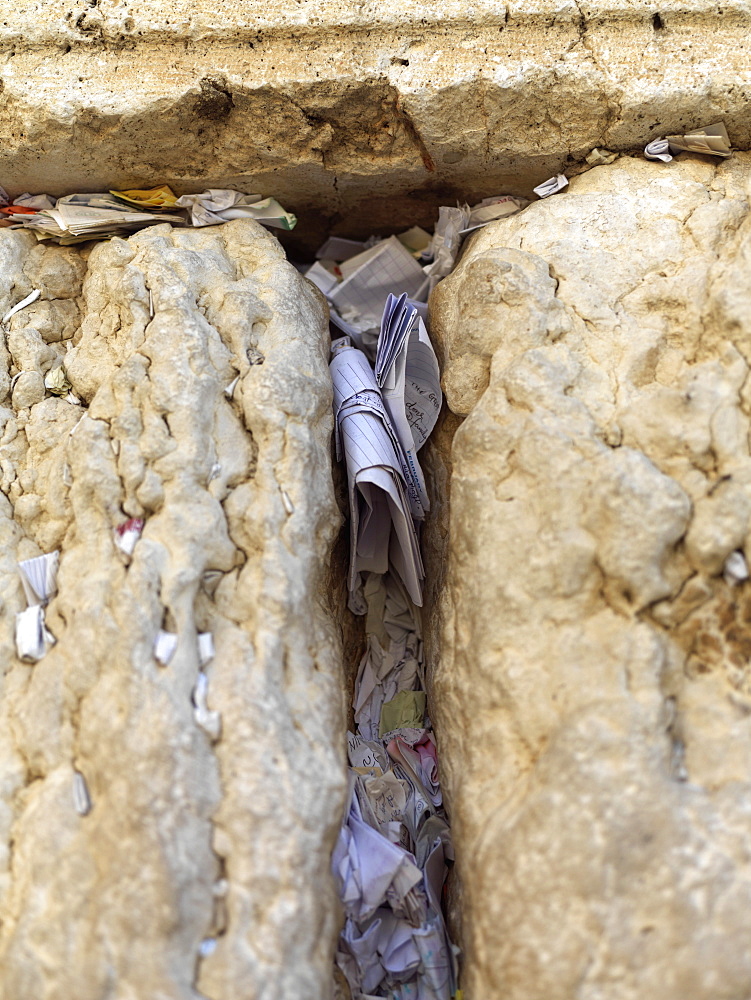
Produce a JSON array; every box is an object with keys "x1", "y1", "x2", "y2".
[
  {"x1": 644, "y1": 138, "x2": 673, "y2": 163},
  {"x1": 193, "y1": 672, "x2": 221, "y2": 740},
  {"x1": 667, "y1": 122, "x2": 731, "y2": 157},
  {"x1": 73, "y1": 771, "x2": 92, "y2": 815},
  {"x1": 198, "y1": 631, "x2": 215, "y2": 666},
  {"x1": 199, "y1": 938, "x2": 217, "y2": 958},
  {"x1": 2, "y1": 289, "x2": 41, "y2": 324},
  {"x1": 533, "y1": 174, "x2": 569, "y2": 199},
  {"x1": 44, "y1": 365, "x2": 72, "y2": 396},
  {"x1": 115, "y1": 518, "x2": 144, "y2": 557},
  {"x1": 224, "y1": 375, "x2": 240, "y2": 398},
  {"x1": 18, "y1": 550, "x2": 59, "y2": 605},
  {"x1": 15, "y1": 605, "x2": 52, "y2": 662},
  {"x1": 724, "y1": 551, "x2": 749, "y2": 586},
  {"x1": 154, "y1": 629, "x2": 178, "y2": 666}
]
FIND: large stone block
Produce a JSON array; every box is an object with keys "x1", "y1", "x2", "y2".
[
  {"x1": 427, "y1": 153, "x2": 751, "y2": 999},
  {"x1": 0, "y1": 220, "x2": 346, "y2": 1000},
  {"x1": 1, "y1": 2, "x2": 751, "y2": 241}
]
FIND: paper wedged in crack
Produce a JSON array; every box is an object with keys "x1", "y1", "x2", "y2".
[
  {"x1": 426, "y1": 153, "x2": 751, "y2": 1000},
  {"x1": 0, "y1": 219, "x2": 346, "y2": 1000}
]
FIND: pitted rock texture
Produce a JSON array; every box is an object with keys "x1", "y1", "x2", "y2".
[
  {"x1": 0, "y1": 220, "x2": 346, "y2": 1000},
  {"x1": 426, "y1": 153, "x2": 751, "y2": 1000},
  {"x1": 2, "y1": 1, "x2": 751, "y2": 245}
]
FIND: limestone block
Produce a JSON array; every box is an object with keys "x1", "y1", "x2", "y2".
[
  {"x1": 427, "y1": 153, "x2": 751, "y2": 999},
  {"x1": 0, "y1": 221, "x2": 346, "y2": 1000},
  {"x1": 2, "y1": 3, "x2": 751, "y2": 239}
]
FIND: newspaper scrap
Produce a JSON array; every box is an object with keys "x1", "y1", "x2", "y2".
[
  {"x1": 73, "y1": 771, "x2": 92, "y2": 816},
  {"x1": 115, "y1": 517, "x2": 144, "y2": 558},
  {"x1": 175, "y1": 190, "x2": 297, "y2": 230},
  {"x1": 154, "y1": 629, "x2": 178, "y2": 666},
  {"x1": 644, "y1": 138, "x2": 673, "y2": 163},
  {"x1": 667, "y1": 122, "x2": 731, "y2": 158},
  {"x1": 533, "y1": 174, "x2": 569, "y2": 199},
  {"x1": 18, "y1": 550, "x2": 59, "y2": 605}
]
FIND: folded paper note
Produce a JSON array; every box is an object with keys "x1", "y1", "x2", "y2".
[
  {"x1": 667, "y1": 122, "x2": 731, "y2": 157},
  {"x1": 533, "y1": 174, "x2": 569, "y2": 199},
  {"x1": 18, "y1": 550, "x2": 59, "y2": 605}
]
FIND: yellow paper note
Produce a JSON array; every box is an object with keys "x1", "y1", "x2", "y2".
[
  {"x1": 110, "y1": 185, "x2": 179, "y2": 209},
  {"x1": 379, "y1": 690, "x2": 426, "y2": 736}
]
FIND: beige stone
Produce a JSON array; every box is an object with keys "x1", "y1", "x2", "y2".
[
  {"x1": 426, "y1": 153, "x2": 751, "y2": 1000},
  {"x1": 0, "y1": 221, "x2": 346, "y2": 1000},
  {"x1": 2, "y1": 2, "x2": 751, "y2": 245}
]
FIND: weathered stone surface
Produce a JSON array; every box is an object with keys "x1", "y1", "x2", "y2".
[
  {"x1": 426, "y1": 153, "x2": 751, "y2": 999},
  {"x1": 0, "y1": 220, "x2": 346, "y2": 1000},
  {"x1": 2, "y1": 2, "x2": 751, "y2": 244}
]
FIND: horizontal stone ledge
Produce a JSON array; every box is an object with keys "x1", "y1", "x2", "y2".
[
  {"x1": 1, "y1": 1, "x2": 750, "y2": 249},
  {"x1": 2, "y1": 0, "x2": 751, "y2": 47}
]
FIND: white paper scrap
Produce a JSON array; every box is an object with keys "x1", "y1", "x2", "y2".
[
  {"x1": 199, "y1": 938, "x2": 217, "y2": 958},
  {"x1": 2, "y1": 289, "x2": 41, "y2": 324},
  {"x1": 115, "y1": 518, "x2": 144, "y2": 557},
  {"x1": 305, "y1": 260, "x2": 339, "y2": 296},
  {"x1": 73, "y1": 771, "x2": 92, "y2": 816},
  {"x1": 198, "y1": 631, "x2": 215, "y2": 666},
  {"x1": 281, "y1": 490, "x2": 295, "y2": 514},
  {"x1": 724, "y1": 550, "x2": 749, "y2": 586},
  {"x1": 154, "y1": 629, "x2": 178, "y2": 666},
  {"x1": 175, "y1": 189, "x2": 296, "y2": 230},
  {"x1": 329, "y1": 237, "x2": 428, "y2": 333},
  {"x1": 224, "y1": 375, "x2": 240, "y2": 399},
  {"x1": 193, "y1": 671, "x2": 221, "y2": 740},
  {"x1": 533, "y1": 174, "x2": 569, "y2": 199},
  {"x1": 18, "y1": 550, "x2": 60, "y2": 606},
  {"x1": 316, "y1": 236, "x2": 367, "y2": 261},
  {"x1": 15, "y1": 605, "x2": 51, "y2": 662}
]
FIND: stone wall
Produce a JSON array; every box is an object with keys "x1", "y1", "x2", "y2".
[
  {"x1": 0, "y1": 220, "x2": 347, "y2": 1000},
  {"x1": 426, "y1": 152, "x2": 751, "y2": 1000}
]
